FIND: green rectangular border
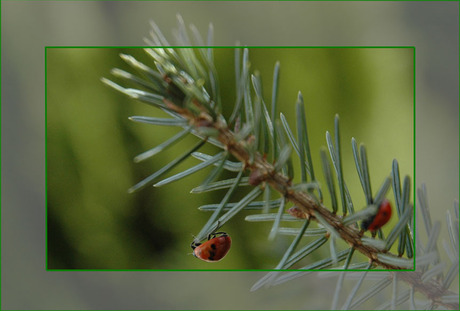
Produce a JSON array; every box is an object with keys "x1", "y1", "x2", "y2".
[{"x1": 45, "y1": 45, "x2": 416, "y2": 272}]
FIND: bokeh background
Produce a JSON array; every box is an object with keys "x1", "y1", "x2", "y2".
[
  {"x1": 47, "y1": 47, "x2": 413, "y2": 270},
  {"x1": 2, "y1": 1, "x2": 458, "y2": 310}
]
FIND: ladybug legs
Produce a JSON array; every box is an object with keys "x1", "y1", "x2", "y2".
[
  {"x1": 190, "y1": 241, "x2": 201, "y2": 250},
  {"x1": 192, "y1": 231, "x2": 227, "y2": 250},
  {"x1": 191, "y1": 220, "x2": 227, "y2": 252},
  {"x1": 207, "y1": 232, "x2": 228, "y2": 240}
]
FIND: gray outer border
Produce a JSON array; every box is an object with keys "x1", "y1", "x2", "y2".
[{"x1": 2, "y1": 1, "x2": 458, "y2": 310}]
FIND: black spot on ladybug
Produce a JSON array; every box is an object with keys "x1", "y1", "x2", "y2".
[
  {"x1": 211, "y1": 244, "x2": 217, "y2": 250},
  {"x1": 209, "y1": 251, "x2": 215, "y2": 260}
]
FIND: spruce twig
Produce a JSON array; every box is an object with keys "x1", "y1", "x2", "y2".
[
  {"x1": 101, "y1": 18, "x2": 456, "y2": 309},
  {"x1": 102, "y1": 16, "x2": 414, "y2": 270}
]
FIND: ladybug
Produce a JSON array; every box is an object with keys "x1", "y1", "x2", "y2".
[
  {"x1": 362, "y1": 199, "x2": 392, "y2": 233},
  {"x1": 191, "y1": 231, "x2": 232, "y2": 262}
]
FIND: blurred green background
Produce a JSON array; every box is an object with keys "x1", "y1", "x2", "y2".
[{"x1": 47, "y1": 47, "x2": 413, "y2": 270}]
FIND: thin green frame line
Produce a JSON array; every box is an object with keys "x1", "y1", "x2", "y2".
[
  {"x1": 48, "y1": 268, "x2": 408, "y2": 272},
  {"x1": 20, "y1": 0, "x2": 458, "y2": 3},
  {"x1": 412, "y1": 46, "x2": 416, "y2": 270},
  {"x1": 47, "y1": 45, "x2": 415, "y2": 48},
  {"x1": 45, "y1": 46, "x2": 415, "y2": 272},
  {"x1": 45, "y1": 46, "x2": 49, "y2": 272}
]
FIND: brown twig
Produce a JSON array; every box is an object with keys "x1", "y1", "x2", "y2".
[
  {"x1": 216, "y1": 123, "x2": 458, "y2": 309},
  {"x1": 216, "y1": 123, "x2": 402, "y2": 269},
  {"x1": 398, "y1": 271, "x2": 459, "y2": 310},
  {"x1": 160, "y1": 79, "x2": 457, "y2": 308}
]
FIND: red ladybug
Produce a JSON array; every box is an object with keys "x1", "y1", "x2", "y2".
[
  {"x1": 191, "y1": 232, "x2": 232, "y2": 262},
  {"x1": 362, "y1": 199, "x2": 392, "y2": 232}
]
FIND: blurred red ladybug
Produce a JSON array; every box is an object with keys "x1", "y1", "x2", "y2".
[
  {"x1": 362, "y1": 199, "x2": 392, "y2": 233},
  {"x1": 191, "y1": 231, "x2": 232, "y2": 262}
]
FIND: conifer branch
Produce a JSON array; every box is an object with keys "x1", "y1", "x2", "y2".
[
  {"x1": 102, "y1": 15, "x2": 414, "y2": 270},
  {"x1": 158, "y1": 103, "x2": 405, "y2": 269},
  {"x1": 102, "y1": 16, "x2": 458, "y2": 309}
]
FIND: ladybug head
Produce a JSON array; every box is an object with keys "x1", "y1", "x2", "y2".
[{"x1": 190, "y1": 240, "x2": 201, "y2": 250}]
